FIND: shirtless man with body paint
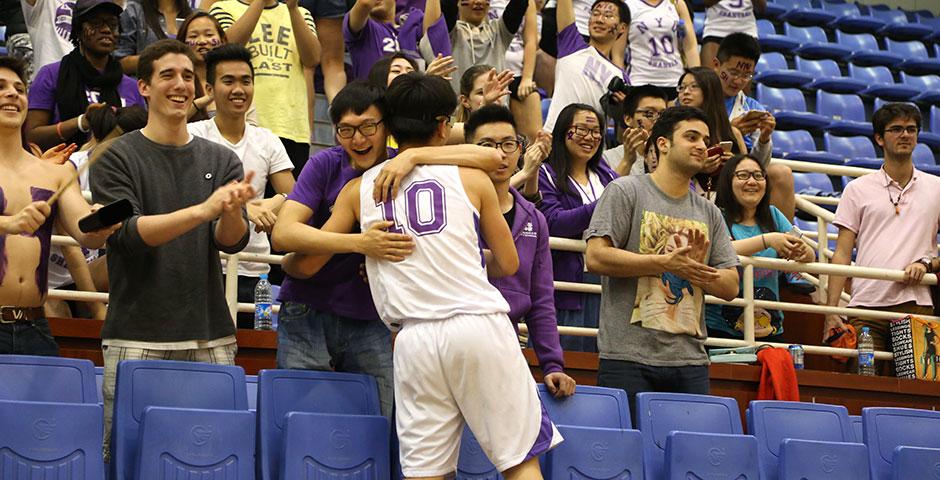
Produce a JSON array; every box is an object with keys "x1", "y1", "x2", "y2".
[{"x1": 0, "y1": 57, "x2": 119, "y2": 355}]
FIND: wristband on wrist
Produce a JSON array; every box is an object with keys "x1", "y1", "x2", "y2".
[{"x1": 76, "y1": 114, "x2": 89, "y2": 133}]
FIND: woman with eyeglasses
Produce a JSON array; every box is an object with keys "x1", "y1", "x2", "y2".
[
  {"x1": 704, "y1": 154, "x2": 814, "y2": 341},
  {"x1": 538, "y1": 103, "x2": 616, "y2": 352},
  {"x1": 26, "y1": 0, "x2": 145, "y2": 150}
]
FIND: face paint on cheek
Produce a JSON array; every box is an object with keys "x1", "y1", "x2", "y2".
[
  {"x1": 735, "y1": 61, "x2": 751, "y2": 70},
  {"x1": 208, "y1": 38, "x2": 221, "y2": 47},
  {"x1": 719, "y1": 71, "x2": 729, "y2": 81},
  {"x1": 567, "y1": 131, "x2": 575, "y2": 140}
]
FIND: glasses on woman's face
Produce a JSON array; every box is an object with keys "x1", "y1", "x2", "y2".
[
  {"x1": 569, "y1": 125, "x2": 603, "y2": 140},
  {"x1": 336, "y1": 120, "x2": 383, "y2": 139},
  {"x1": 677, "y1": 82, "x2": 700, "y2": 93},
  {"x1": 733, "y1": 170, "x2": 766, "y2": 181},
  {"x1": 477, "y1": 139, "x2": 521, "y2": 154}
]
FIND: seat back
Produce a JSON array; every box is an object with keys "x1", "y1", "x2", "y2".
[
  {"x1": 757, "y1": 19, "x2": 777, "y2": 37},
  {"x1": 785, "y1": 24, "x2": 829, "y2": 43},
  {"x1": 850, "y1": 414, "x2": 863, "y2": 442},
  {"x1": 457, "y1": 427, "x2": 502, "y2": 480},
  {"x1": 246, "y1": 374, "x2": 258, "y2": 411},
  {"x1": 112, "y1": 360, "x2": 248, "y2": 480},
  {"x1": 537, "y1": 384, "x2": 631, "y2": 429},
  {"x1": 793, "y1": 172, "x2": 835, "y2": 193},
  {"x1": 95, "y1": 366, "x2": 104, "y2": 404},
  {"x1": 773, "y1": 130, "x2": 817, "y2": 154},
  {"x1": 0, "y1": 354, "x2": 97, "y2": 404},
  {"x1": 817, "y1": 91, "x2": 866, "y2": 121},
  {"x1": 756, "y1": 85, "x2": 808, "y2": 112},
  {"x1": 868, "y1": 7, "x2": 909, "y2": 25},
  {"x1": 759, "y1": 52, "x2": 790, "y2": 71},
  {"x1": 892, "y1": 446, "x2": 940, "y2": 480},
  {"x1": 636, "y1": 392, "x2": 742, "y2": 480},
  {"x1": 257, "y1": 369, "x2": 380, "y2": 480},
  {"x1": 821, "y1": 0, "x2": 859, "y2": 16},
  {"x1": 836, "y1": 31, "x2": 879, "y2": 51},
  {"x1": 796, "y1": 56, "x2": 843, "y2": 77},
  {"x1": 900, "y1": 72, "x2": 940, "y2": 90},
  {"x1": 0, "y1": 399, "x2": 105, "y2": 480},
  {"x1": 747, "y1": 401, "x2": 855, "y2": 480},
  {"x1": 849, "y1": 64, "x2": 896, "y2": 84},
  {"x1": 544, "y1": 426, "x2": 644, "y2": 480},
  {"x1": 136, "y1": 406, "x2": 256, "y2": 480},
  {"x1": 664, "y1": 431, "x2": 760, "y2": 480},
  {"x1": 824, "y1": 133, "x2": 878, "y2": 159},
  {"x1": 912, "y1": 143, "x2": 936, "y2": 166},
  {"x1": 885, "y1": 39, "x2": 929, "y2": 59},
  {"x1": 280, "y1": 412, "x2": 390, "y2": 480},
  {"x1": 863, "y1": 407, "x2": 940, "y2": 480}
]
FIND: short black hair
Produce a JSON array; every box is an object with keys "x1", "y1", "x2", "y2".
[
  {"x1": 649, "y1": 105, "x2": 711, "y2": 147},
  {"x1": 329, "y1": 80, "x2": 388, "y2": 125},
  {"x1": 138, "y1": 39, "x2": 197, "y2": 84},
  {"x1": 590, "y1": 0, "x2": 630, "y2": 24},
  {"x1": 872, "y1": 102, "x2": 922, "y2": 138},
  {"x1": 623, "y1": 84, "x2": 669, "y2": 118},
  {"x1": 385, "y1": 72, "x2": 457, "y2": 145},
  {"x1": 0, "y1": 56, "x2": 27, "y2": 85},
  {"x1": 464, "y1": 104, "x2": 517, "y2": 143},
  {"x1": 205, "y1": 44, "x2": 254, "y2": 85},
  {"x1": 716, "y1": 32, "x2": 761, "y2": 64},
  {"x1": 367, "y1": 52, "x2": 419, "y2": 89}
]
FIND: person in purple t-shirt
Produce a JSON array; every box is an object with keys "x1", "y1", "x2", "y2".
[
  {"x1": 25, "y1": 0, "x2": 145, "y2": 150},
  {"x1": 466, "y1": 104, "x2": 577, "y2": 398},
  {"x1": 271, "y1": 80, "x2": 500, "y2": 418},
  {"x1": 344, "y1": 0, "x2": 426, "y2": 80}
]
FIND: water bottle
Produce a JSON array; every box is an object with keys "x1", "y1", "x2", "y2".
[
  {"x1": 254, "y1": 274, "x2": 273, "y2": 331},
  {"x1": 858, "y1": 326, "x2": 875, "y2": 376}
]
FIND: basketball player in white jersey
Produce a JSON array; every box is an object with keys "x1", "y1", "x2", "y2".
[
  {"x1": 624, "y1": 0, "x2": 699, "y2": 96},
  {"x1": 293, "y1": 72, "x2": 562, "y2": 480}
]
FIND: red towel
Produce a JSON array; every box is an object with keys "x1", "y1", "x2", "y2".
[{"x1": 757, "y1": 347, "x2": 800, "y2": 401}]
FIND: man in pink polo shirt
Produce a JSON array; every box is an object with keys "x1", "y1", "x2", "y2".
[{"x1": 825, "y1": 103, "x2": 940, "y2": 376}]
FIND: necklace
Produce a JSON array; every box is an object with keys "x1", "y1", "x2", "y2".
[{"x1": 884, "y1": 170, "x2": 905, "y2": 215}]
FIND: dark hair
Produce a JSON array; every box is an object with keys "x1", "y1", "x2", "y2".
[
  {"x1": 367, "y1": 52, "x2": 419, "y2": 89},
  {"x1": 622, "y1": 84, "x2": 668, "y2": 120},
  {"x1": 455, "y1": 64, "x2": 493, "y2": 122},
  {"x1": 715, "y1": 154, "x2": 775, "y2": 233},
  {"x1": 329, "y1": 80, "x2": 388, "y2": 125},
  {"x1": 649, "y1": 105, "x2": 712, "y2": 151},
  {"x1": 0, "y1": 56, "x2": 27, "y2": 84},
  {"x1": 142, "y1": 0, "x2": 192, "y2": 42},
  {"x1": 177, "y1": 11, "x2": 227, "y2": 57},
  {"x1": 205, "y1": 44, "x2": 254, "y2": 85},
  {"x1": 464, "y1": 104, "x2": 517, "y2": 143},
  {"x1": 137, "y1": 38, "x2": 197, "y2": 83},
  {"x1": 546, "y1": 103, "x2": 605, "y2": 195},
  {"x1": 86, "y1": 105, "x2": 148, "y2": 140},
  {"x1": 385, "y1": 72, "x2": 457, "y2": 145},
  {"x1": 679, "y1": 67, "x2": 735, "y2": 146},
  {"x1": 716, "y1": 32, "x2": 761, "y2": 64},
  {"x1": 590, "y1": 0, "x2": 630, "y2": 24},
  {"x1": 872, "y1": 102, "x2": 922, "y2": 138}
]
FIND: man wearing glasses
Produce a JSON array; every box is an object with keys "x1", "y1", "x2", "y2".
[
  {"x1": 826, "y1": 103, "x2": 940, "y2": 376},
  {"x1": 602, "y1": 84, "x2": 669, "y2": 175},
  {"x1": 271, "y1": 80, "x2": 499, "y2": 418}
]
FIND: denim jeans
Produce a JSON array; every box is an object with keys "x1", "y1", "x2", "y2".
[
  {"x1": 276, "y1": 301, "x2": 394, "y2": 418},
  {"x1": 597, "y1": 358, "x2": 710, "y2": 426},
  {"x1": 556, "y1": 272, "x2": 601, "y2": 353},
  {"x1": 0, "y1": 318, "x2": 59, "y2": 356}
]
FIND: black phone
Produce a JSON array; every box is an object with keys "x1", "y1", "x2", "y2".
[{"x1": 78, "y1": 199, "x2": 133, "y2": 233}]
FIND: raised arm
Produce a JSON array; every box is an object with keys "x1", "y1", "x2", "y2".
[
  {"x1": 211, "y1": 0, "x2": 265, "y2": 46},
  {"x1": 372, "y1": 144, "x2": 501, "y2": 202},
  {"x1": 677, "y1": 0, "x2": 700, "y2": 68},
  {"x1": 287, "y1": 0, "x2": 321, "y2": 67},
  {"x1": 346, "y1": 0, "x2": 376, "y2": 35},
  {"x1": 501, "y1": 0, "x2": 529, "y2": 35},
  {"x1": 556, "y1": 0, "x2": 574, "y2": 32},
  {"x1": 423, "y1": 0, "x2": 441, "y2": 33}
]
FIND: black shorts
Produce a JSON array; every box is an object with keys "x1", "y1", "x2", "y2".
[
  {"x1": 701, "y1": 35, "x2": 724, "y2": 45},
  {"x1": 299, "y1": 0, "x2": 352, "y2": 19}
]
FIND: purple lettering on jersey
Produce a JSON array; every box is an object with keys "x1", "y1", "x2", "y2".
[
  {"x1": 379, "y1": 198, "x2": 405, "y2": 234},
  {"x1": 28, "y1": 186, "x2": 55, "y2": 296},
  {"x1": 729, "y1": 0, "x2": 744, "y2": 8},
  {"x1": 405, "y1": 180, "x2": 447, "y2": 235},
  {"x1": 0, "y1": 186, "x2": 6, "y2": 285}
]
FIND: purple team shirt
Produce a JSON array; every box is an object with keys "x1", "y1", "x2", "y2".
[
  {"x1": 343, "y1": 9, "x2": 425, "y2": 80},
  {"x1": 27, "y1": 61, "x2": 145, "y2": 122},
  {"x1": 278, "y1": 146, "x2": 397, "y2": 321}
]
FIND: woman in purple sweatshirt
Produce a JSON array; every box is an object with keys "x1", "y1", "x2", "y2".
[
  {"x1": 538, "y1": 103, "x2": 617, "y2": 353},
  {"x1": 467, "y1": 104, "x2": 576, "y2": 396}
]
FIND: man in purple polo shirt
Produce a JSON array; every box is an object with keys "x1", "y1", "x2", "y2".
[
  {"x1": 344, "y1": 0, "x2": 425, "y2": 80},
  {"x1": 466, "y1": 104, "x2": 576, "y2": 398},
  {"x1": 271, "y1": 80, "x2": 500, "y2": 417}
]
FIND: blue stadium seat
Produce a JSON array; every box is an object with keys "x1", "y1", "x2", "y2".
[
  {"x1": 0, "y1": 26, "x2": 5, "y2": 56},
  {"x1": 786, "y1": 24, "x2": 853, "y2": 60},
  {"x1": 778, "y1": 438, "x2": 870, "y2": 480},
  {"x1": 136, "y1": 406, "x2": 255, "y2": 480},
  {"x1": 747, "y1": 401, "x2": 860, "y2": 480},
  {"x1": 757, "y1": 20, "x2": 800, "y2": 52},
  {"x1": 849, "y1": 64, "x2": 920, "y2": 100},
  {"x1": 760, "y1": 0, "x2": 788, "y2": 18},
  {"x1": 636, "y1": 392, "x2": 743, "y2": 480},
  {"x1": 544, "y1": 425, "x2": 643, "y2": 480},
  {"x1": 755, "y1": 85, "x2": 830, "y2": 130},
  {"x1": 95, "y1": 366, "x2": 104, "y2": 404},
  {"x1": 664, "y1": 431, "x2": 760, "y2": 480},
  {"x1": 912, "y1": 143, "x2": 936, "y2": 167},
  {"x1": 541, "y1": 98, "x2": 551, "y2": 123},
  {"x1": 891, "y1": 446, "x2": 940, "y2": 480},
  {"x1": 111, "y1": 360, "x2": 248, "y2": 480},
  {"x1": 0, "y1": 354, "x2": 98, "y2": 404},
  {"x1": 537, "y1": 384, "x2": 631, "y2": 429},
  {"x1": 779, "y1": 0, "x2": 838, "y2": 26},
  {"x1": 693, "y1": 14, "x2": 703, "y2": 41},
  {"x1": 838, "y1": 31, "x2": 905, "y2": 67},
  {"x1": 900, "y1": 73, "x2": 940, "y2": 104},
  {"x1": 457, "y1": 427, "x2": 501, "y2": 480},
  {"x1": 816, "y1": 91, "x2": 874, "y2": 136},
  {"x1": 863, "y1": 407, "x2": 940, "y2": 480},
  {"x1": 885, "y1": 39, "x2": 940, "y2": 75},
  {"x1": 246, "y1": 374, "x2": 258, "y2": 411},
  {"x1": 771, "y1": 130, "x2": 843, "y2": 164},
  {"x1": 0, "y1": 399, "x2": 105, "y2": 480},
  {"x1": 281, "y1": 412, "x2": 390, "y2": 480},
  {"x1": 824, "y1": 133, "x2": 879, "y2": 163},
  {"x1": 797, "y1": 57, "x2": 868, "y2": 93},
  {"x1": 754, "y1": 52, "x2": 813, "y2": 87},
  {"x1": 257, "y1": 369, "x2": 381, "y2": 480},
  {"x1": 921, "y1": 105, "x2": 940, "y2": 149},
  {"x1": 793, "y1": 172, "x2": 837, "y2": 194},
  {"x1": 850, "y1": 414, "x2": 864, "y2": 442},
  {"x1": 821, "y1": 0, "x2": 887, "y2": 33},
  {"x1": 868, "y1": 7, "x2": 933, "y2": 40},
  {"x1": 872, "y1": 97, "x2": 917, "y2": 113}
]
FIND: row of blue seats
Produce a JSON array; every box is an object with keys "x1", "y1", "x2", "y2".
[
  {"x1": 774, "y1": 130, "x2": 939, "y2": 168},
  {"x1": 760, "y1": 0, "x2": 940, "y2": 42}
]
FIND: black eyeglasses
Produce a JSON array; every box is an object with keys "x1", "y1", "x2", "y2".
[
  {"x1": 336, "y1": 120, "x2": 383, "y2": 139},
  {"x1": 569, "y1": 126, "x2": 603, "y2": 140},
  {"x1": 733, "y1": 170, "x2": 766, "y2": 181},
  {"x1": 634, "y1": 109, "x2": 662, "y2": 121},
  {"x1": 477, "y1": 139, "x2": 521, "y2": 153},
  {"x1": 884, "y1": 126, "x2": 919, "y2": 135}
]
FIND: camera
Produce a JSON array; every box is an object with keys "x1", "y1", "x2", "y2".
[{"x1": 607, "y1": 77, "x2": 630, "y2": 95}]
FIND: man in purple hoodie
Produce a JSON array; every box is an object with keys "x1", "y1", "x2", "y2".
[
  {"x1": 271, "y1": 80, "x2": 500, "y2": 417},
  {"x1": 466, "y1": 104, "x2": 576, "y2": 398}
]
